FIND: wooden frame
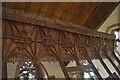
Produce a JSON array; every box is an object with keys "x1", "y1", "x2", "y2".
[{"x1": 2, "y1": 8, "x2": 119, "y2": 80}]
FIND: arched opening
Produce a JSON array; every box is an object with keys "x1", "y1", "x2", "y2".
[
  {"x1": 16, "y1": 61, "x2": 37, "y2": 80},
  {"x1": 6, "y1": 53, "x2": 36, "y2": 79},
  {"x1": 92, "y1": 58, "x2": 109, "y2": 78},
  {"x1": 89, "y1": 47, "x2": 109, "y2": 78},
  {"x1": 79, "y1": 55, "x2": 98, "y2": 79},
  {"x1": 78, "y1": 46, "x2": 101, "y2": 79},
  {"x1": 39, "y1": 54, "x2": 65, "y2": 79},
  {"x1": 64, "y1": 55, "x2": 78, "y2": 78}
]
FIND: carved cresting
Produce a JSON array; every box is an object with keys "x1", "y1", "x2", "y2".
[{"x1": 2, "y1": 7, "x2": 119, "y2": 79}]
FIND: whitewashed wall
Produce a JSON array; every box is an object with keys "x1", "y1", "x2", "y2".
[{"x1": 7, "y1": 62, "x2": 18, "y2": 78}]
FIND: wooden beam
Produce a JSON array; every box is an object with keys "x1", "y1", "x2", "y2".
[{"x1": 2, "y1": 8, "x2": 115, "y2": 40}]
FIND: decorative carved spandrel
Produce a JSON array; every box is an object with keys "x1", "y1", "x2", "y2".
[
  {"x1": 41, "y1": 35, "x2": 55, "y2": 46},
  {"x1": 62, "y1": 38, "x2": 74, "y2": 51},
  {"x1": 76, "y1": 35, "x2": 88, "y2": 47},
  {"x1": 13, "y1": 30, "x2": 32, "y2": 44}
]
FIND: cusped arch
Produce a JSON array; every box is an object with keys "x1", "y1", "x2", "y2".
[
  {"x1": 11, "y1": 53, "x2": 48, "y2": 79},
  {"x1": 38, "y1": 53, "x2": 60, "y2": 62},
  {"x1": 6, "y1": 52, "x2": 35, "y2": 79},
  {"x1": 6, "y1": 52, "x2": 34, "y2": 64},
  {"x1": 39, "y1": 54, "x2": 66, "y2": 78}
]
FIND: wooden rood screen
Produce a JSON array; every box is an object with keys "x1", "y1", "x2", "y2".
[{"x1": 2, "y1": 8, "x2": 120, "y2": 80}]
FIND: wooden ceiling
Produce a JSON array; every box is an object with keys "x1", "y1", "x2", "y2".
[{"x1": 2, "y1": 2, "x2": 118, "y2": 30}]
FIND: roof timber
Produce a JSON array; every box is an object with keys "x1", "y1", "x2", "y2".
[{"x1": 2, "y1": 7, "x2": 115, "y2": 40}]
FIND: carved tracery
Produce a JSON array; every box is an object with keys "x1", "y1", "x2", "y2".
[{"x1": 2, "y1": 8, "x2": 120, "y2": 79}]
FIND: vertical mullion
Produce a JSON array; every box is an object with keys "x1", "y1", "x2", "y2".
[
  {"x1": 105, "y1": 55, "x2": 120, "y2": 76},
  {"x1": 98, "y1": 55, "x2": 112, "y2": 75},
  {"x1": 82, "y1": 47, "x2": 103, "y2": 79}
]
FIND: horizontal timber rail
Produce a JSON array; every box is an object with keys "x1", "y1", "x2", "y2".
[{"x1": 2, "y1": 7, "x2": 115, "y2": 40}]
